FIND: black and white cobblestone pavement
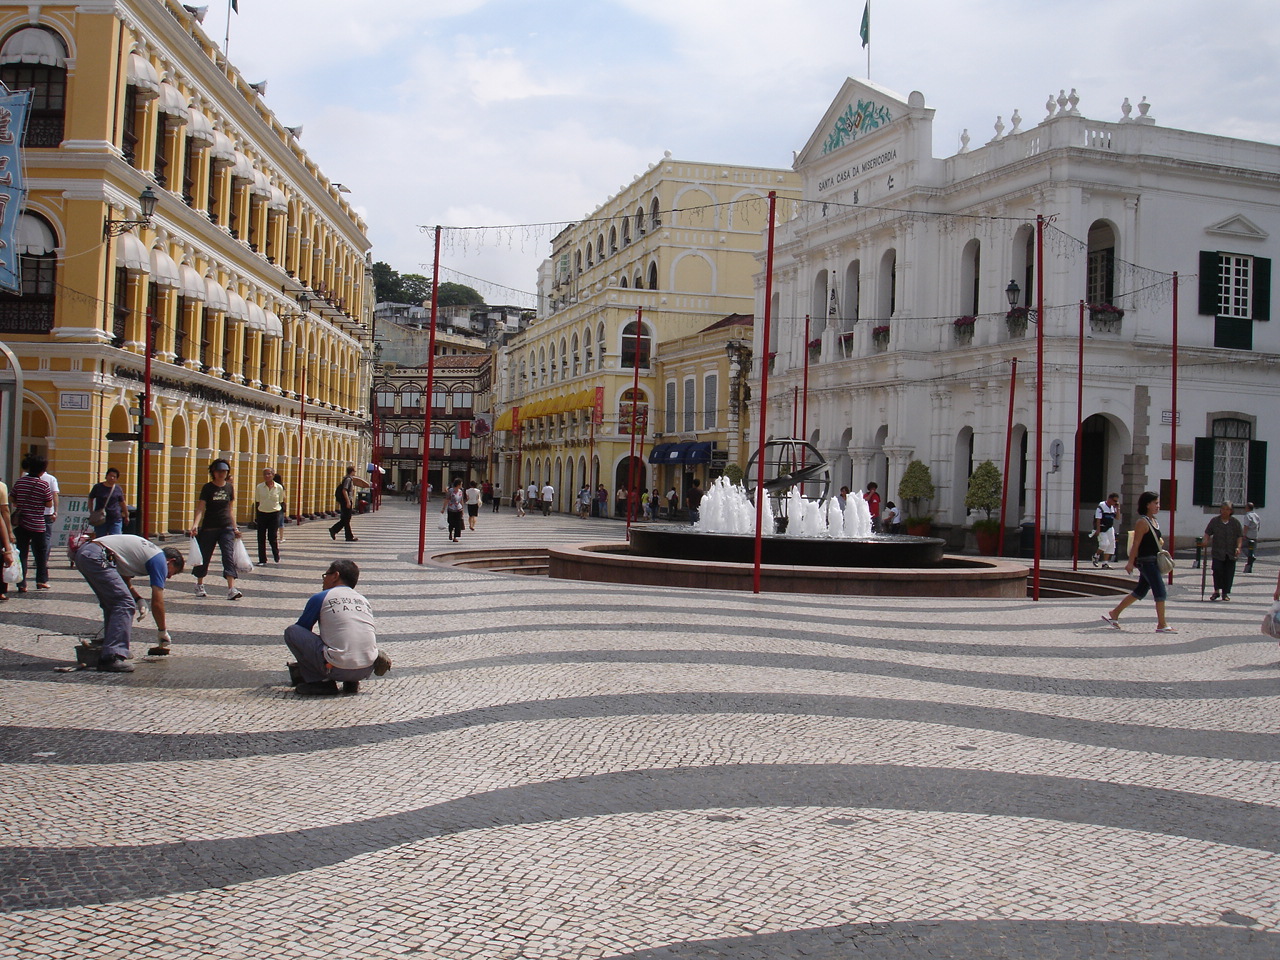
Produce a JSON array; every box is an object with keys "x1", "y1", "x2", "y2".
[{"x1": 1, "y1": 501, "x2": 1277, "y2": 958}]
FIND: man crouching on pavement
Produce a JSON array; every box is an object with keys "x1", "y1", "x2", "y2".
[
  {"x1": 73, "y1": 535, "x2": 184, "y2": 672},
  {"x1": 285, "y1": 559, "x2": 391, "y2": 696}
]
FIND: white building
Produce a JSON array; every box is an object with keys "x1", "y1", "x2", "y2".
[{"x1": 756, "y1": 78, "x2": 1276, "y2": 552}]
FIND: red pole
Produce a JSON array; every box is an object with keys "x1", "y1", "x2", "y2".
[
  {"x1": 998, "y1": 357, "x2": 1017, "y2": 557},
  {"x1": 140, "y1": 308, "x2": 154, "y2": 537},
  {"x1": 800, "y1": 313, "x2": 811, "y2": 482},
  {"x1": 514, "y1": 409, "x2": 522, "y2": 495},
  {"x1": 625, "y1": 306, "x2": 642, "y2": 537},
  {"x1": 1033, "y1": 214, "x2": 1044, "y2": 600},
  {"x1": 1168, "y1": 271, "x2": 1179, "y2": 582},
  {"x1": 295, "y1": 345, "x2": 307, "y2": 525},
  {"x1": 416, "y1": 226, "x2": 442, "y2": 564},
  {"x1": 754, "y1": 192, "x2": 778, "y2": 594},
  {"x1": 1072, "y1": 300, "x2": 1084, "y2": 570}
]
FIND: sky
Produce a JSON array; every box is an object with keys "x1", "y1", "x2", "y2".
[{"x1": 206, "y1": 0, "x2": 1280, "y2": 307}]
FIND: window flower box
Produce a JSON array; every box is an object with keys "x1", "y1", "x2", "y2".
[
  {"x1": 871, "y1": 325, "x2": 890, "y2": 350},
  {"x1": 839, "y1": 331, "x2": 857, "y2": 357},
  {"x1": 1088, "y1": 303, "x2": 1124, "y2": 332},
  {"x1": 1005, "y1": 307, "x2": 1029, "y2": 337},
  {"x1": 953, "y1": 315, "x2": 976, "y2": 343},
  {"x1": 807, "y1": 337, "x2": 821, "y2": 361}
]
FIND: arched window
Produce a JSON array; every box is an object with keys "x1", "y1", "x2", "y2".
[
  {"x1": 650, "y1": 197, "x2": 662, "y2": 231},
  {"x1": 633, "y1": 272, "x2": 643, "y2": 290},
  {"x1": 618, "y1": 387, "x2": 649, "y2": 436},
  {"x1": 620, "y1": 320, "x2": 652, "y2": 369},
  {"x1": 0, "y1": 213, "x2": 58, "y2": 333},
  {"x1": 401, "y1": 386, "x2": 422, "y2": 411},
  {"x1": 635, "y1": 207, "x2": 646, "y2": 237},
  {"x1": 586, "y1": 243, "x2": 593, "y2": 267},
  {"x1": 878, "y1": 249, "x2": 897, "y2": 318},
  {"x1": 0, "y1": 27, "x2": 68, "y2": 147},
  {"x1": 597, "y1": 323, "x2": 606, "y2": 366},
  {"x1": 571, "y1": 333, "x2": 580, "y2": 376},
  {"x1": 1087, "y1": 221, "x2": 1117, "y2": 305},
  {"x1": 810, "y1": 269, "x2": 829, "y2": 338},
  {"x1": 574, "y1": 250, "x2": 583, "y2": 276},
  {"x1": 843, "y1": 259, "x2": 860, "y2": 321},
  {"x1": 559, "y1": 337, "x2": 568, "y2": 380},
  {"x1": 961, "y1": 239, "x2": 981, "y2": 315},
  {"x1": 538, "y1": 346, "x2": 547, "y2": 385},
  {"x1": 619, "y1": 276, "x2": 628, "y2": 288},
  {"x1": 621, "y1": 218, "x2": 631, "y2": 246},
  {"x1": 597, "y1": 232, "x2": 606, "y2": 259},
  {"x1": 647, "y1": 261, "x2": 658, "y2": 290},
  {"x1": 549, "y1": 341, "x2": 557, "y2": 382}
]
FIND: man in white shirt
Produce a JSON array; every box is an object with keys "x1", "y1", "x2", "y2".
[
  {"x1": 540, "y1": 481, "x2": 554, "y2": 516},
  {"x1": 526, "y1": 481, "x2": 538, "y2": 508},
  {"x1": 285, "y1": 559, "x2": 390, "y2": 696},
  {"x1": 1092, "y1": 493, "x2": 1120, "y2": 567},
  {"x1": 73, "y1": 534, "x2": 184, "y2": 672}
]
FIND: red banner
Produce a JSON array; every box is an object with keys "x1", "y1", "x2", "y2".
[{"x1": 592, "y1": 387, "x2": 604, "y2": 425}]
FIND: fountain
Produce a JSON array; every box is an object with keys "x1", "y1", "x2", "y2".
[{"x1": 547, "y1": 441, "x2": 1029, "y2": 598}]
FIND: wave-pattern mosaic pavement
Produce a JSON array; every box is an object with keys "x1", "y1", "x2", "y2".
[{"x1": 1, "y1": 502, "x2": 1277, "y2": 958}]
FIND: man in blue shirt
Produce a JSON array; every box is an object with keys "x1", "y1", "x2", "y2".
[
  {"x1": 73, "y1": 535, "x2": 184, "y2": 672},
  {"x1": 285, "y1": 559, "x2": 391, "y2": 696}
]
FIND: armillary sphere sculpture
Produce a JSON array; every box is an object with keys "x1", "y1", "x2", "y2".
[{"x1": 743, "y1": 438, "x2": 833, "y2": 513}]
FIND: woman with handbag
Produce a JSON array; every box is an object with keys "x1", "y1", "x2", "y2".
[
  {"x1": 87, "y1": 467, "x2": 128, "y2": 538},
  {"x1": 1102, "y1": 490, "x2": 1176, "y2": 633}
]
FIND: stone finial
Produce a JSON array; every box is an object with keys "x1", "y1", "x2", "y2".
[
  {"x1": 1067, "y1": 88, "x2": 1080, "y2": 115},
  {"x1": 1120, "y1": 97, "x2": 1132, "y2": 121},
  {"x1": 1057, "y1": 89, "x2": 1069, "y2": 114},
  {"x1": 959, "y1": 128, "x2": 971, "y2": 153},
  {"x1": 1010, "y1": 109, "x2": 1022, "y2": 134},
  {"x1": 993, "y1": 115, "x2": 1005, "y2": 141},
  {"x1": 1046, "y1": 93, "x2": 1057, "y2": 118},
  {"x1": 1136, "y1": 96, "x2": 1154, "y2": 125}
]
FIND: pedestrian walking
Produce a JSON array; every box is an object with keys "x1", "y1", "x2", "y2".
[
  {"x1": 189, "y1": 459, "x2": 244, "y2": 600},
  {"x1": 284, "y1": 559, "x2": 390, "y2": 696},
  {"x1": 38, "y1": 465, "x2": 59, "y2": 568},
  {"x1": 492, "y1": 483, "x2": 502, "y2": 512},
  {"x1": 1102, "y1": 490, "x2": 1176, "y2": 633},
  {"x1": 254, "y1": 467, "x2": 286, "y2": 564},
  {"x1": 465, "y1": 480, "x2": 482, "y2": 531},
  {"x1": 514, "y1": 488, "x2": 525, "y2": 517},
  {"x1": 12, "y1": 454, "x2": 54, "y2": 593},
  {"x1": 0, "y1": 476, "x2": 13, "y2": 602},
  {"x1": 1092, "y1": 493, "x2": 1120, "y2": 567},
  {"x1": 540, "y1": 480, "x2": 554, "y2": 516},
  {"x1": 526, "y1": 481, "x2": 538, "y2": 510},
  {"x1": 1241, "y1": 502, "x2": 1260, "y2": 573},
  {"x1": 88, "y1": 467, "x2": 128, "y2": 538},
  {"x1": 1204, "y1": 501, "x2": 1244, "y2": 601},
  {"x1": 273, "y1": 473, "x2": 287, "y2": 544},
  {"x1": 73, "y1": 534, "x2": 184, "y2": 672},
  {"x1": 443, "y1": 478, "x2": 465, "y2": 541},
  {"x1": 685, "y1": 479, "x2": 705, "y2": 523},
  {"x1": 666, "y1": 486, "x2": 678, "y2": 520},
  {"x1": 577, "y1": 485, "x2": 591, "y2": 518},
  {"x1": 329, "y1": 465, "x2": 369, "y2": 542},
  {"x1": 599, "y1": 484, "x2": 610, "y2": 519},
  {"x1": 481, "y1": 480, "x2": 493, "y2": 510}
]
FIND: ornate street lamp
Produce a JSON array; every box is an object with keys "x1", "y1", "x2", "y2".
[{"x1": 103, "y1": 186, "x2": 159, "y2": 238}]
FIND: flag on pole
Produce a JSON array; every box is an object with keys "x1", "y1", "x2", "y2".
[
  {"x1": 230, "y1": 0, "x2": 238, "y2": 12},
  {"x1": 859, "y1": 1, "x2": 870, "y2": 48}
]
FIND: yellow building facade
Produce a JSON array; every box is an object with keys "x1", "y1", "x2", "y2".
[
  {"x1": 0, "y1": 0, "x2": 372, "y2": 537},
  {"x1": 493, "y1": 154, "x2": 797, "y2": 512}
]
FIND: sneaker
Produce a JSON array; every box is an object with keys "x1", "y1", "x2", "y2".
[
  {"x1": 194, "y1": 585, "x2": 207, "y2": 598},
  {"x1": 1101, "y1": 563, "x2": 1111, "y2": 569},
  {"x1": 1101, "y1": 613, "x2": 1122, "y2": 630},
  {"x1": 1092, "y1": 557, "x2": 1100, "y2": 567},
  {"x1": 341, "y1": 681, "x2": 360, "y2": 695},
  {"x1": 373, "y1": 651, "x2": 392, "y2": 676},
  {"x1": 227, "y1": 587, "x2": 242, "y2": 601},
  {"x1": 96, "y1": 655, "x2": 135, "y2": 673},
  {"x1": 1156, "y1": 626, "x2": 1179, "y2": 634}
]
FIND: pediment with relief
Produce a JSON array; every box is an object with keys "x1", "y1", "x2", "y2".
[{"x1": 1205, "y1": 214, "x2": 1268, "y2": 240}]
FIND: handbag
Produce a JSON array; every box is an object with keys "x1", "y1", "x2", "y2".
[
  {"x1": 88, "y1": 507, "x2": 107, "y2": 526},
  {"x1": 1156, "y1": 549, "x2": 1175, "y2": 575},
  {"x1": 1262, "y1": 601, "x2": 1280, "y2": 641}
]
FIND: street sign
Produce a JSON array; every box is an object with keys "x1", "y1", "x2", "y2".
[
  {"x1": 141, "y1": 441, "x2": 165, "y2": 451},
  {"x1": 105, "y1": 432, "x2": 140, "y2": 442}
]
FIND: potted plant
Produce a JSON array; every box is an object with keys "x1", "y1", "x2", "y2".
[
  {"x1": 898, "y1": 459, "x2": 935, "y2": 535},
  {"x1": 807, "y1": 336, "x2": 822, "y2": 361},
  {"x1": 1087, "y1": 302, "x2": 1124, "y2": 332},
  {"x1": 839, "y1": 330, "x2": 857, "y2": 357},
  {"x1": 1005, "y1": 306, "x2": 1029, "y2": 337},
  {"x1": 871, "y1": 324, "x2": 890, "y2": 349},
  {"x1": 964, "y1": 459, "x2": 1003, "y2": 554},
  {"x1": 953, "y1": 315, "x2": 976, "y2": 343}
]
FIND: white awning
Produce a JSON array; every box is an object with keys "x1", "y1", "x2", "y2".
[
  {"x1": 203, "y1": 276, "x2": 229, "y2": 313},
  {"x1": 149, "y1": 246, "x2": 181, "y2": 288},
  {"x1": 250, "y1": 169, "x2": 272, "y2": 199},
  {"x1": 127, "y1": 50, "x2": 160, "y2": 100},
  {"x1": 115, "y1": 231, "x2": 148, "y2": 272},
  {"x1": 263, "y1": 309, "x2": 284, "y2": 339},
  {"x1": 267, "y1": 186, "x2": 288, "y2": 213},
  {"x1": 16, "y1": 214, "x2": 56, "y2": 255},
  {"x1": 210, "y1": 130, "x2": 236, "y2": 167},
  {"x1": 157, "y1": 81, "x2": 189, "y2": 123},
  {"x1": 246, "y1": 300, "x2": 267, "y2": 332},
  {"x1": 0, "y1": 27, "x2": 68, "y2": 67},
  {"x1": 185, "y1": 107, "x2": 215, "y2": 146},
  {"x1": 224, "y1": 288, "x2": 248, "y2": 322},
  {"x1": 230, "y1": 151, "x2": 255, "y2": 182},
  {"x1": 179, "y1": 262, "x2": 205, "y2": 300}
]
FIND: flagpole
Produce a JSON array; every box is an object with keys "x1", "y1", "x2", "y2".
[{"x1": 224, "y1": 0, "x2": 234, "y2": 55}]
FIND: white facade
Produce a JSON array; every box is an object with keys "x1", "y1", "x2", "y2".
[{"x1": 755, "y1": 79, "x2": 1278, "y2": 552}]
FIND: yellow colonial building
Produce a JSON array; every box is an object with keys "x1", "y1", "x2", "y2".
[
  {"x1": 492, "y1": 153, "x2": 798, "y2": 512},
  {"x1": 0, "y1": 0, "x2": 372, "y2": 537}
]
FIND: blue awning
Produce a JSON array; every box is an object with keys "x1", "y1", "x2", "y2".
[
  {"x1": 685, "y1": 441, "x2": 713, "y2": 464},
  {"x1": 648, "y1": 443, "x2": 673, "y2": 464},
  {"x1": 666, "y1": 442, "x2": 693, "y2": 463}
]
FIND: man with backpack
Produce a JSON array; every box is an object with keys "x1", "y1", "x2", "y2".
[{"x1": 329, "y1": 465, "x2": 369, "y2": 542}]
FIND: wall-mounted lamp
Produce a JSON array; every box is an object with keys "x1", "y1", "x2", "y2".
[
  {"x1": 103, "y1": 187, "x2": 159, "y2": 239},
  {"x1": 1005, "y1": 280, "x2": 1021, "y2": 308}
]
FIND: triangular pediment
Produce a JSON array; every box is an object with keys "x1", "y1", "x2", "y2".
[
  {"x1": 795, "y1": 77, "x2": 916, "y2": 168},
  {"x1": 1206, "y1": 214, "x2": 1268, "y2": 240}
]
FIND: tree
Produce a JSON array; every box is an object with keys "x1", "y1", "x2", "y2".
[
  {"x1": 400, "y1": 273, "x2": 433, "y2": 305},
  {"x1": 371, "y1": 261, "x2": 399, "y2": 303},
  {"x1": 435, "y1": 282, "x2": 483, "y2": 307},
  {"x1": 897, "y1": 460, "x2": 935, "y2": 522},
  {"x1": 964, "y1": 460, "x2": 1002, "y2": 529}
]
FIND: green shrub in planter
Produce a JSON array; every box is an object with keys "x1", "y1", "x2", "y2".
[{"x1": 898, "y1": 459, "x2": 935, "y2": 525}]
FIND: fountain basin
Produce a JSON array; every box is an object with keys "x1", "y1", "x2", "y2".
[
  {"x1": 630, "y1": 526, "x2": 946, "y2": 568},
  {"x1": 548, "y1": 541, "x2": 1028, "y2": 598}
]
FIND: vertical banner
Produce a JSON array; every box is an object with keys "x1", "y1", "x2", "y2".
[
  {"x1": 0, "y1": 84, "x2": 33, "y2": 295},
  {"x1": 592, "y1": 386, "x2": 604, "y2": 425}
]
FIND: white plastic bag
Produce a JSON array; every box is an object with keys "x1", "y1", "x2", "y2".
[
  {"x1": 1262, "y1": 601, "x2": 1280, "y2": 641},
  {"x1": 438, "y1": 512, "x2": 448, "y2": 530},
  {"x1": 3, "y1": 554, "x2": 21, "y2": 584},
  {"x1": 186, "y1": 537, "x2": 204, "y2": 569},
  {"x1": 232, "y1": 538, "x2": 254, "y2": 577}
]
